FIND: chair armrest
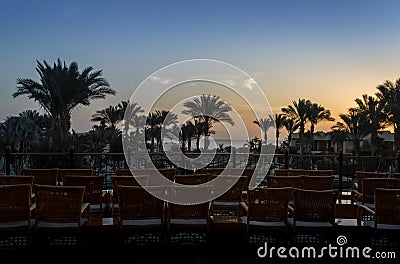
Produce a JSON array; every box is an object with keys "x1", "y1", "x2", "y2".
[
  {"x1": 240, "y1": 201, "x2": 248, "y2": 213},
  {"x1": 288, "y1": 204, "x2": 294, "y2": 214},
  {"x1": 81, "y1": 202, "x2": 91, "y2": 219},
  {"x1": 30, "y1": 203, "x2": 36, "y2": 211},
  {"x1": 356, "y1": 204, "x2": 375, "y2": 226},
  {"x1": 351, "y1": 190, "x2": 363, "y2": 202}
]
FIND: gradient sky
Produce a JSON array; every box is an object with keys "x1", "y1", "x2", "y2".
[{"x1": 1, "y1": 0, "x2": 400, "y2": 139}]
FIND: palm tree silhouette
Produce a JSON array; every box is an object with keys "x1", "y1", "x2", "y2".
[
  {"x1": 282, "y1": 99, "x2": 311, "y2": 154},
  {"x1": 274, "y1": 114, "x2": 286, "y2": 151},
  {"x1": 13, "y1": 59, "x2": 115, "y2": 150},
  {"x1": 307, "y1": 103, "x2": 334, "y2": 152},
  {"x1": 182, "y1": 94, "x2": 234, "y2": 150},
  {"x1": 253, "y1": 115, "x2": 274, "y2": 145},
  {"x1": 282, "y1": 117, "x2": 299, "y2": 153}
]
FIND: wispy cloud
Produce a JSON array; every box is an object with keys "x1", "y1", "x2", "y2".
[
  {"x1": 150, "y1": 76, "x2": 171, "y2": 85},
  {"x1": 243, "y1": 78, "x2": 257, "y2": 90}
]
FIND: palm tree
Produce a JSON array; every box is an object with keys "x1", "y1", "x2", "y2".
[
  {"x1": 182, "y1": 94, "x2": 234, "y2": 150},
  {"x1": 376, "y1": 78, "x2": 400, "y2": 152},
  {"x1": 335, "y1": 108, "x2": 368, "y2": 156},
  {"x1": 180, "y1": 121, "x2": 196, "y2": 151},
  {"x1": 253, "y1": 115, "x2": 274, "y2": 144},
  {"x1": 282, "y1": 99, "x2": 311, "y2": 154},
  {"x1": 282, "y1": 117, "x2": 300, "y2": 153},
  {"x1": 329, "y1": 122, "x2": 348, "y2": 153},
  {"x1": 274, "y1": 113, "x2": 286, "y2": 150},
  {"x1": 307, "y1": 103, "x2": 334, "y2": 152},
  {"x1": 355, "y1": 94, "x2": 387, "y2": 156},
  {"x1": 13, "y1": 59, "x2": 115, "y2": 150},
  {"x1": 119, "y1": 101, "x2": 144, "y2": 138}
]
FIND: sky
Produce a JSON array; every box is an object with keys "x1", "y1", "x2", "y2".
[{"x1": 1, "y1": 0, "x2": 400, "y2": 141}]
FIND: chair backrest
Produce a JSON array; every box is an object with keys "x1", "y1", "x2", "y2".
[
  {"x1": 63, "y1": 175, "x2": 105, "y2": 205},
  {"x1": 275, "y1": 169, "x2": 305, "y2": 176},
  {"x1": 0, "y1": 184, "x2": 32, "y2": 223},
  {"x1": 299, "y1": 175, "x2": 334, "y2": 190},
  {"x1": 117, "y1": 186, "x2": 165, "y2": 221},
  {"x1": 174, "y1": 174, "x2": 210, "y2": 185},
  {"x1": 123, "y1": 168, "x2": 177, "y2": 181},
  {"x1": 111, "y1": 176, "x2": 149, "y2": 203},
  {"x1": 374, "y1": 188, "x2": 400, "y2": 226},
  {"x1": 34, "y1": 184, "x2": 85, "y2": 226},
  {"x1": 361, "y1": 178, "x2": 400, "y2": 204},
  {"x1": 247, "y1": 187, "x2": 292, "y2": 223},
  {"x1": 23, "y1": 168, "x2": 59, "y2": 186},
  {"x1": 266, "y1": 176, "x2": 301, "y2": 188},
  {"x1": 354, "y1": 171, "x2": 388, "y2": 192},
  {"x1": 211, "y1": 176, "x2": 247, "y2": 202},
  {"x1": 0, "y1": 175, "x2": 34, "y2": 185},
  {"x1": 304, "y1": 170, "x2": 333, "y2": 176},
  {"x1": 293, "y1": 188, "x2": 338, "y2": 224},
  {"x1": 393, "y1": 173, "x2": 400, "y2": 179},
  {"x1": 59, "y1": 169, "x2": 93, "y2": 184}
]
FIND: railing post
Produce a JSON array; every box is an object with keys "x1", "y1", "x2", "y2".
[
  {"x1": 5, "y1": 146, "x2": 11, "y2": 175},
  {"x1": 232, "y1": 147, "x2": 237, "y2": 168},
  {"x1": 69, "y1": 146, "x2": 75, "y2": 169},
  {"x1": 338, "y1": 149, "x2": 343, "y2": 193},
  {"x1": 397, "y1": 151, "x2": 400, "y2": 173},
  {"x1": 284, "y1": 150, "x2": 289, "y2": 169}
]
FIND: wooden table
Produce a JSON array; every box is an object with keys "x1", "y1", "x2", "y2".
[{"x1": 210, "y1": 216, "x2": 246, "y2": 246}]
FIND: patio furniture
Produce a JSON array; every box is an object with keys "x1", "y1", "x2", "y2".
[
  {"x1": 58, "y1": 168, "x2": 93, "y2": 185},
  {"x1": 117, "y1": 186, "x2": 165, "y2": 246},
  {"x1": 290, "y1": 188, "x2": 339, "y2": 246},
  {"x1": 353, "y1": 171, "x2": 389, "y2": 194},
  {"x1": 299, "y1": 175, "x2": 334, "y2": 190},
  {"x1": 0, "y1": 184, "x2": 34, "y2": 248},
  {"x1": 174, "y1": 174, "x2": 210, "y2": 185},
  {"x1": 353, "y1": 178, "x2": 400, "y2": 205},
  {"x1": 33, "y1": 184, "x2": 89, "y2": 247},
  {"x1": 242, "y1": 187, "x2": 292, "y2": 245},
  {"x1": 0, "y1": 175, "x2": 34, "y2": 186},
  {"x1": 210, "y1": 176, "x2": 247, "y2": 216},
  {"x1": 63, "y1": 175, "x2": 105, "y2": 218},
  {"x1": 357, "y1": 188, "x2": 400, "y2": 249},
  {"x1": 274, "y1": 169, "x2": 305, "y2": 176},
  {"x1": 23, "y1": 168, "x2": 60, "y2": 186},
  {"x1": 304, "y1": 170, "x2": 333, "y2": 176},
  {"x1": 166, "y1": 186, "x2": 211, "y2": 245}
]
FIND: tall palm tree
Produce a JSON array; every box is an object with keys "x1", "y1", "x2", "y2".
[
  {"x1": 329, "y1": 123, "x2": 348, "y2": 152},
  {"x1": 307, "y1": 103, "x2": 334, "y2": 152},
  {"x1": 119, "y1": 101, "x2": 144, "y2": 138},
  {"x1": 182, "y1": 94, "x2": 234, "y2": 150},
  {"x1": 335, "y1": 108, "x2": 368, "y2": 156},
  {"x1": 180, "y1": 121, "x2": 196, "y2": 151},
  {"x1": 376, "y1": 78, "x2": 400, "y2": 152},
  {"x1": 274, "y1": 113, "x2": 286, "y2": 150},
  {"x1": 13, "y1": 59, "x2": 115, "y2": 150},
  {"x1": 355, "y1": 94, "x2": 387, "y2": 156},
  {"x1": 282, "y1": 117, "x2": 300, "y2": 153},
  {"x1": 253, "y1": 115, "x2": 274, "y2": 144},
  {"x1": 282, "y1": 99, "x2": 311, "y2": 154}
]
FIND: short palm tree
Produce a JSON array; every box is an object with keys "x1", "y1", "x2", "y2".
[
  {"x1": 13, "y1": 59, "x2": 115, "y2": 150},
  {"x1": 282, "y1": 117, "x2": 300, "y2": 153},
  {"x1": 274, "y1": 113, "x2": 286, "y2": 150},
  {"x1": 307, "y1": 103, "x2": 334, "y2": 151},
  {"x1": 253, "y1": 115, "x2": 274, "y2": 145},
  {"x1": 182, "y1": 94, "x2": 234, "y2": 150}
]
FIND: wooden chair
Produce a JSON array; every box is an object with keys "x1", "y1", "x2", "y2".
[
  {"x1": 304, "y1": 170, "x2": 333, "y2": 176},
  {"x1": 118, "y1": 168, "x2": 177, "y2": 182},
  {"x1": 174, "y1": 174, "x2": 210, "y2": 185},
  {"x1": 23, "y1": 168, "x2": 59, "y2": 186},
  {"x1": 242, "y1": 187, "x2": 292, "y2": 245},
  {"x1": 0, "y1": 184, "x2": 34, "y2": 248},
  {"x1": 266, "y1": 176, "x2": 301, "y2": 188},
  {"x1": 210, "y1": 176, "x2": 247, "y2": 216},
  {"x1": 117, "y1": 186, "x2": 165, "y2": 246},
  {"x1": 0, "y1": 175, "x2": 34, "y2": 185},
  {"x1": 353, "y1": 171, "x2": 388, "y2": 194},
  {"x1": 110, "y1": 176, "x2": 149, "y2": 216},
  {"x1": 290, "y1": 188, "x2": 339, "y2": 245},
  {"x1": 352, "y1": 178, "x2": 400, "y2": 207},
  {"x1": 274, "y1": 169, "x2": 305, "y2": 176},
  {"x1": 357, "y1": 188, "x2": 400, "y2": 248},
  {"x1": 63, "y1": 175, "x2": 105, "y2": 218},
  {"x1": 34, "y1": 184, "x2": 89, "y2": 247},
  {"x1": 299, "y1": 175, "x2": 334, "y2": 190},
  {"x1": 166, "y1": 186, "x2": 211, "y2": 245},
  {"x1": 393, "y1": 173, "x2": 400, "y2": 179},
  {"x1": 58, "y1": 168, "x2": 93, "y2": 185}
]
